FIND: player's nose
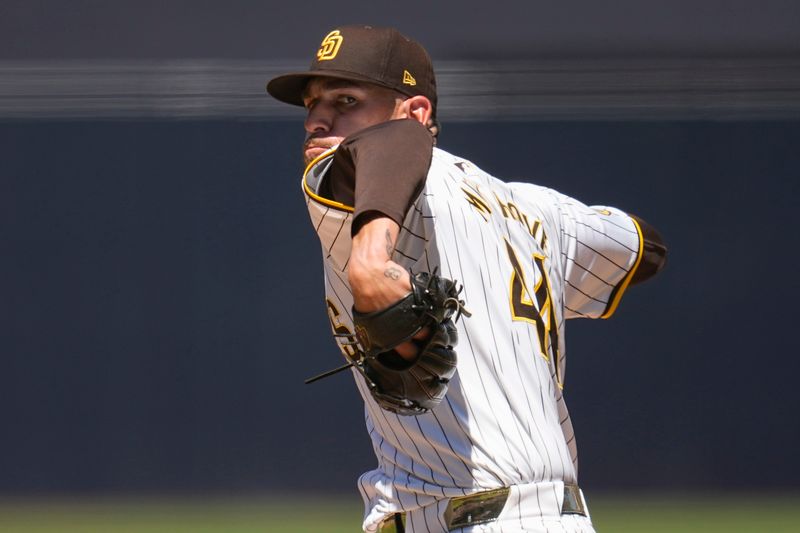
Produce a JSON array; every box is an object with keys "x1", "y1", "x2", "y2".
[{"x1": 304, "y1": 103, "x2": 333, "y2": 134}]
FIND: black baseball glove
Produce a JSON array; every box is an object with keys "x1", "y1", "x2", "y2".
[{"x1": 351, "y1": 270, "x2": 469, "y2": 416}]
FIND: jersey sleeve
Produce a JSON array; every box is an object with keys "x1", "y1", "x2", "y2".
[
  {"x1": 552, "y1": 195, "x2": 643, "y2": 319},
  {"x1": 329, "y1": 119, "x2": 433, "y2": 233}
]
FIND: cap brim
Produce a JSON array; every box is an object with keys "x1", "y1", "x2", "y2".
[{"x1": 266, "y1": 70, "x2": 407, "y2": 106}]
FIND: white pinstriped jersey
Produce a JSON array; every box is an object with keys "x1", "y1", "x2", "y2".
[{"x1": 302, "y1": 146, "x2": 643, "y2": 532}]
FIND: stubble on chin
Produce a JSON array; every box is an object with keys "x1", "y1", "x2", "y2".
[
  {"x1": 302, "y1": 138, "x2": 337, "y2": 167},
  {"x1": 302, "y1": 146, "x2": 322, "y2": 167}
]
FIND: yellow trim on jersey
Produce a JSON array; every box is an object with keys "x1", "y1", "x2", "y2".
[
  {"x1": 303, "y1": 178, "x2": 355, "y2": 212},
  {"x1": 303, "y1": 147, "x2": 338, "y2": 177},
  {"x1": 600, "y1": 216, "x2": 644, "y2": 319},
  {"x1": 301, "y1": 147, "x2": 355, "y2": 213}
]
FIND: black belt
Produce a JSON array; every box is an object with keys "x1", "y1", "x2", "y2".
[{"x1": 377, "y1": 484, "x2": 586, "y2": 533}]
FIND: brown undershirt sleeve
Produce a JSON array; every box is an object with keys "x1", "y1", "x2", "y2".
[
  {"x1": 630, "y1": 214, "x2": 668, "y2": 285},
  {"x1": 319, "y1": 119, "x2": 434, "y2": 235}
]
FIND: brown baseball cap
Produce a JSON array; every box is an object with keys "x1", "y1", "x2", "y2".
[{"x1": 266, "y1": 25, "x2": 437, "y2": 109}]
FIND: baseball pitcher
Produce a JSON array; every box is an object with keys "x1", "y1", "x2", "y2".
[{"x1": 267, "y1": 25, "x2": 667, "y2": 533}]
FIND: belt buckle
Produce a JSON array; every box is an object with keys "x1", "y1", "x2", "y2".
[
  {"x1": 377, "y1": 513, "x2": 405, "y2": 533},
  {"x1": 561, "y1": 484, "x2": 586, "y2": 516},
  {"x1": 444, "y1": 487, "x2": 510, "y2": 530}
]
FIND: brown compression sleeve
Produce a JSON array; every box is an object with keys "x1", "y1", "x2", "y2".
[
  {"x1": 320, "y1": 119, "x2": 434, "y2": 235},
  {"x1": 630, "y1": 214, "x2": 668, "y2": 285}
]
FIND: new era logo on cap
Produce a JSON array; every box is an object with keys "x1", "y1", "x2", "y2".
[{"x1": 403, "y1": 70, "x2": 416, "y2": 86}]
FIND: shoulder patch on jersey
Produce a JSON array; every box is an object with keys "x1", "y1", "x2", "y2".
[{"x1": 454, "y1": 161, "x2": 472, "y2": 173}]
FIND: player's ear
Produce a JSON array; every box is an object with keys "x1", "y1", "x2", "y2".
[{"x1": 394, "y1": 95, "x2": 432, "y2": 126}]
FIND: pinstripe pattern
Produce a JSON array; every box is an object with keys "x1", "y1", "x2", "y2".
[{"x1": 302, "y1": 148, "x2": 638, "y2": 532}]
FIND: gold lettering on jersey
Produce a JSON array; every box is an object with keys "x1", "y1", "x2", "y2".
[
  {"x1": 506, "y1": 240, "x2": 537, "y2": 317},
  {"x1": 461, "y1": 181, "x2": 492, "y2": 221},
  {"x1": 493, "y1": 194, "x2": 547, "y2": 249},
  {"x1": 495, "y1": 193, "x2": 522, "y2": 221},
  {"x1": 460, "y1": 181, "x2": 548, "y2": 249},
  {"x1": 504, "y1": 239, "x2": 562, "y2": 388},
  {"x1": 317, "y1": 30, "x2": 344, "y2": 61},
  {"x1": 325, "y1": 299, "x2": 358, "y2": 361},
  {"x1": 533, "y1": 253, "x2": 561, "y2": 387}
]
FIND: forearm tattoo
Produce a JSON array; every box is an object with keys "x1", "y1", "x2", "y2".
[
  {"x1": 385, "y1": 229, "x2": 395, "y2": 258},
  {"x1": 384, "y1": 267, "x2": 401, "y2": 280}
]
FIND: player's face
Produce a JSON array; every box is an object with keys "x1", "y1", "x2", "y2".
[{"x1": 302, "y1": 78, "x2": 405, "y2": 165}]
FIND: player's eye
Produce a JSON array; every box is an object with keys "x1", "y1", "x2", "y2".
[{"x1": 337, "y1": 95, "x2": 357, "y2": 106}]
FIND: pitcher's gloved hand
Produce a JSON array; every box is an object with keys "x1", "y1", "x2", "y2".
[{"x1": 352, "y1": 271, "x2": 469, "y2": 416}]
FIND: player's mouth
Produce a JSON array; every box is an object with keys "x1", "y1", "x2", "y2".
[
  {"x1": 304, "y1": 145, "x2": 328, "y2": 159},
  {"x1": 303, "y1": 140, "x2": 335, "y2": 164}
]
